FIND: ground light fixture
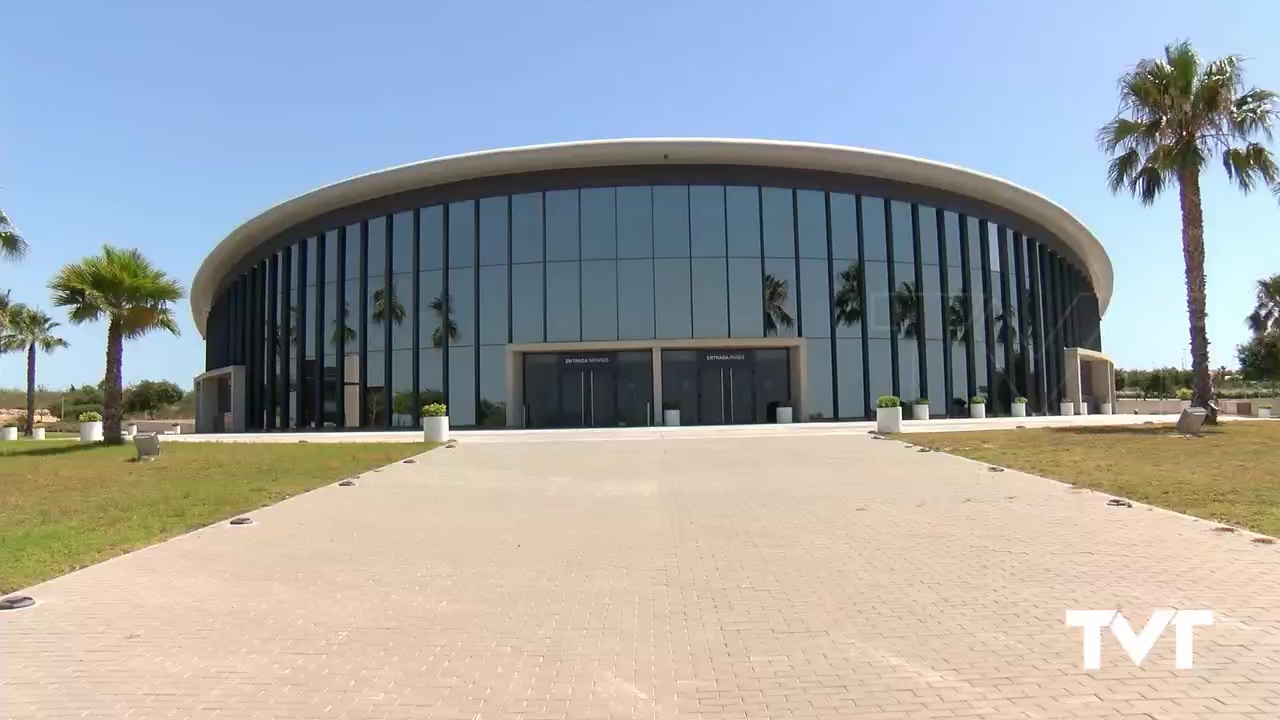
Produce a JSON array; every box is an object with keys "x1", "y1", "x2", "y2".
[
  {"x1": 0, "y1": 595, "x2": 35, "y2": 611},
  {"x1": 338, "y1": 480, "x2": 356, "y2": 487},
  {"x1": 229, "y1": 517, "x2": 254, "y2": 526}
]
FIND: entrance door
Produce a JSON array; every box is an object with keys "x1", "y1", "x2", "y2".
[
  {"x1": 524, "y1": 351, "x2": 653, "y2": 428},
  {"x1": 697, "y1": 351, "x2": 757, "y2": 425}
]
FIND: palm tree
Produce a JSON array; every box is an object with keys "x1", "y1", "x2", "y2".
[
  {"x1": 49, "y1": 246, "x2": 185, "y2": 443},
  {"x1": 0, "y1": 305, "x2": 69, "y2": 435},
  {"x1": 1246, "y1": 273, "x2": 1280, "y2": 336},
  {"x1": 0, "y1": 289, "x2": 11, "y2": 332},
  {"x1": 762, "y1": 273, "x2": 794, "y2": 336},
  {"x1": 332, "y1": 302, "x2": 356, "y2": 349},
  {"x1": 833, "y1": 262, "x2": 864, "y2": 327},
  {"x1": 0, "y1": 209, "x2": 27, "y2": 260},
  {"x1": 1098, "y1": 41, "x2": 1280, "y2": 421},
  {"x1": 428, "y1": 293, "x2": 459, "y2": 347},
  {"x1": 893, "y1": 281, "x2": 922, "y2": 338}
]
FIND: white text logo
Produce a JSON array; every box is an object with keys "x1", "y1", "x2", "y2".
[{"x1": 1065, "y1": 609, "x2": 1213, "y2": 669}]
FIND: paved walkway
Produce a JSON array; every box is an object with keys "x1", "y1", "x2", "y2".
[{"x1": 3, "y1": 433, "x2": 1279, "y2": 719}]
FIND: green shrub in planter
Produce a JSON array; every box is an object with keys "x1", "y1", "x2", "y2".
[
  {"x1": 1014, "y1": 396, "x2": 1028, "y2": 404},
  {"x1": 914, "y1": 397, "x2": 929, "y2": 405},
  {"x1": 1, "y1": 418, "x2": 21, "y2": 428},
  {"x1": 420, "y1": 403, "x2": 448, "y2": 417},
  {"x1": 78, "y1": 411, "x2": 103, "y2": 422},
  {"x1": 1176, "y1": 388, "x2": 1193, "y2": 401},
  {"x1": 876, "y1": 395, "x2": 901, "y2": 408},
  {"x1": 970, "y1": 395, "x2": 987, "y2": 405}
]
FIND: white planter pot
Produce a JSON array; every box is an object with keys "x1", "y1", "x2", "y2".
[
  {"x1": 423, "y1": 415, "x2": 449, "y2": 443},
  {"x1": 1059, "y1": 401, "x2": 1075, "y2": 417},
  {"x1": 32, "y1": 427, "x2": 46, "y2": 440},
  {"x1": 80, "y1": 421, "x2": 103, "y2": 443},
  {"x1": 1180, "y1": 400, "x2": 1192, "y2": 410},
  {"x1": 1078, "y1": 403, "x2": 1089, "y2": 416},
  {"x1": 0, "y1": 427, "x2": 17, "y2": 441},
  {"x1": 663, "y1": 409, "x2": 681, "y2": 427},
  {"x1": 775, "y1": 406, "x2": 793, "y2": 424},
  {"x1": 911, "y1": 403, "x2": 929, "y2": 420},
  {"x1": 970, "y1": 404, "x2": 986, "y2": 419},
  {"x1": 875, "y1": 406, "x2": 902, "y2": 434},
  {"x1": 1100, "y1": 403, "x2": 1113, "y2": 415},
  {"x1": 126, "y1": 424, "x2": 137, "y2": 437},
  {"x1": 1011, "y1": 402, "x2": 1027, "y2": 418},
  {"x1": 170, "y1": 424, "x2": 182, "y2": 435},
  {"x1": 1259, "y1": 408, "x2": 1273, "y2": 419}
]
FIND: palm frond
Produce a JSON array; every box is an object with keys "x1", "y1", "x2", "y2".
[{"x1": 0, "y1": 209, "x2": 28, "y2": 260}]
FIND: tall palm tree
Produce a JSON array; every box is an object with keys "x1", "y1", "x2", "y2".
[
  {"x1": 893, "y1": 281, "x2": 922, "y2": 338},
  {"x1": 0, "y1": 305, "x2": 69, "y2": 435},
  {"x1": 1098, "y1": 41, "x2": 1280, "y2": 421},
  {"x1": 762, "y1": 273, "x2": 793, "y2": 337},
  {"x1": 0, "y1": 209, "x2": 27, "y2": 260},
  {"x1": 0, "y1": 289, "x2": 11, "y2": 332},
  {"x1": 332, "y1": 302, "x2": 357, "y2": 349},
  {"x1": 833, "y1": 262, "x2": 864, "y2": 327},
  {"x1": 429, "y1": 293, "x2": 459, "y2": 348},
  {"x1": 49, "y1": 246, "x2": 185, "y2": 443},
  {"x1": 1246, "y1": 273, "x2": 1280, "y2": 336}
]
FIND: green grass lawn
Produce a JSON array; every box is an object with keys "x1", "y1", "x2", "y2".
[
  {"x1": 910, "y1": 421, "x2": 1280, "y2": 536},
  {"x1": 0, "y1": 440, "x2": 434, "y2": 593}
]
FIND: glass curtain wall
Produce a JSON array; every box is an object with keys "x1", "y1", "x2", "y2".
[{"x1": 214, "y1": 180, "x2": 1096, "y2": 430}]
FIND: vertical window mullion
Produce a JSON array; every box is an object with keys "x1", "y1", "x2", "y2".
[
  {"x1": 314, "y1": 239, "x2": 326, "y2": 429},
  {"x1": 825, "y1": 191, "x2": 838, "y2": 419},
  {"x1": 937, "y1": 210, "x2": 953, "y2": 416},
  {"x1": 856, "y1": 195, "x2": 870, "y2": 418},
  {"x1": 911, "y1": 204, "x2": 927, "y2": 404},
  {"x1": 266, "y1": 254, "x2": 278, "y2": 430},
  {"x1": 383, "y1": 215, "x2": 394, "y2": 431},
  {"x1": 358, "y1": 223, "x2": 369, "y2": 427},
  {"x1": 1013, "y1": 232, "x2": 1030, "y2": 412},
  {"x1": 411, "y1": 211, "x2": 421, "y2": 429},
  {"x1": 958, "y1": 216, "x2": 976, "y2": 401},
  {"x1": 884, "y1": 201, "x2": 899, "y2": 398},
  {"x1": 294, "y1": 241, "x2": 307, "y2": 429}
]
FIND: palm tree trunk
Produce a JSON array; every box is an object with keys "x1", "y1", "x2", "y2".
[
  {"x1": 103, "y1": 319, "x2": 125, "y2": 443},
  {"x1": 1178, "y1": 168, "x2": 1216, "y2": 423},
  {"x1": 25, "y1": 343, "x2": 35, "y2": 436}
]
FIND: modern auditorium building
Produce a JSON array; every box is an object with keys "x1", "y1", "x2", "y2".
[{"x1": 190, "y1": 139, "x2": 1115, "y2": 433}]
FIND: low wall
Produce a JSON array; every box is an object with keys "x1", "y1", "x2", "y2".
[{"x1": 1115, "y1": 398, "x2": 1277, "y2": 416}]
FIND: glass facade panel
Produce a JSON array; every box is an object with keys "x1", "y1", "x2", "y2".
[
  {"x1": 653, "y1": 186, "x2": 690, "y2": 258},
  {"x1": 654, "y1": 258, "x2": 692, "y2": 338},
  {"x1": 689, "y1": 186, "x2": 726, "y2": 257},
  {"x1": 796, "y1": 190, "x2": 827, "y2": 259},
  {"x1": 545, "y1": 190, "x2": 579, "y2": 262},
  {"x1": 617, "y1": 259, "x2": 655, "y2": 340},
  {"x1": 862, "y1": 196, "x2": 887, "y2": 261},
  {"x1": 448, "y1": 201, "x2": 476, "y2": 268},
  {"x1": 511, "y1": 263, "x2": 544, "y2": 343},
  {"x1": 725, "y1": 186, "x2": 761, "y2": 257},
  {"x1": 209, "y1": 176, "x2": 1101, "y2": 431},
  {"x1": 581, "y1": 260, "x2": 619, "y2": 341},
  {"x1": 511, "y1": 193, "x2": 543, "y2": 264},
  {"x1": 762, "y1": 257, "x2": 796, "y2": 338},
  {"x1": 691, "y1": 257, "x2": 728, "y2": 338},
  {"x1": 545, "y1": 261, "x2": 580, "y2": 341},
  {"x1": 617, "y1": 187, "x2": 653, "y2": 259},
  {"x1": 761, "y1": 188, "x2": 795, "y2": 258},
  {"x1": 580, "y1": 188, "x2": 616, "y2": 260},
  {"x1": 727, "y1": 257, "x2": 763, "y2": 338},
  {"x1": 479, "y1": 196, "x2": 509, "y2": 266}
]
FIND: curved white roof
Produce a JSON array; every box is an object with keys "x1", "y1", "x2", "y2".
[{"x1": 192, "y1": 138, "x2": 1112, "y2": 335}]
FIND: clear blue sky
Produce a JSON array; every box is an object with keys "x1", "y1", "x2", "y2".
[{"x1": 2, "y1": 0, "x2": 1278, "y2": 390}]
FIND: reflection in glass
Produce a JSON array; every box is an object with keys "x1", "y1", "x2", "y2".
[
  {"x1": 478, "y1": 346, "x2": 506, "y2": 427},
  {"x1": 449, "y1": 201, "x2": 476, "y2": 268},
  {"x1": 862, "y1": 197, "x2": 887, "y2": 261},
  {"x1": 618, "y1": 259, "x2": 655, "y2": 339},
  {"x1": 831, "y1": 193, "x2": 858, "y2": 260},
  {"x1": 449, "y1": 267, "x2": 475, "y2": 346},
  {"x1": 927, "y1": 341, "x2": 945, "y2": 416},
  {"x1": 617, "y1": 186, "x2": 653, "y2": 259},
  {"x1": 479, "y1": 265, "x2": 508, "y2": 345},
  {"x1": 918, "y1": 205, "x2": 939, "y2": 265},
  {"x1": 449, "y1": 346, "x2": 476, "y2": 426},
  {"x1": 799, "y1": 258, "x2": 830, "y2": 338},
  {"x1": 890, "y1": 201, "x2": 913, "y2": 263},
  {"x1": 836, "y1": 338, "x2": 864, "y2": 418},
  {"x1": 390, "y1": 350, "x2": 413, "y2": 427},
  {"x1": 833, "y1": 261, "x2": 864, "y2": 338},
  {"x1": 420, "y1": 206, "x2": 444, "y2": 271},
  {"x1": 864, "y1": 260, "x2": 890, "y2": 339},
  {"x1": 762, "y1": 264, "x2": 795, "y2": 337},
  {"x1": 868, "y1": 339, "x2": 892, "y2": 403},
  {"x1": 511, "y1": 193, "x2": 543, "y2": 264},
  {"x1": 943, "y1": 211, "x2": 961, "y2": 267},
  {"x1": 727, "y1": 257, "x2": 762, "y2": 338},
  {"x1": 479, "y1": 197, "x2": 509, "y2": 266},
  {"x1": 797, "y1": 190, "x2": 827, "y2": 259},
  {"x1": 806, "y1": 339, "x2": 833, "y2": 420}
]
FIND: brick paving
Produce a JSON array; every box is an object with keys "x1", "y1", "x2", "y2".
[{"x1": 2, "y1": 433, "x2": 1279, "y2": 719}]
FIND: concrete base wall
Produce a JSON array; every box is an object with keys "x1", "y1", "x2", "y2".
[{"x1": 1115, "y1": 397, "x2": 1278, "y2": 415}]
